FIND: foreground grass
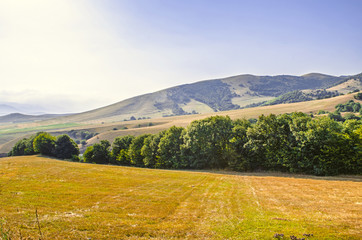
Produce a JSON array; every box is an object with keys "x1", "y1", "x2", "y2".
[{"x1": 0, "y1": 156, "x2": 361, "y2": 239}]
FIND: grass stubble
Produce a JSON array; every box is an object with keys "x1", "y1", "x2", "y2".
[{"x1": 0, "y1": 156, "x2": 361, "y2": 239}]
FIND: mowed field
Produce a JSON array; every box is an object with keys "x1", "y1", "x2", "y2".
[{"x1": 0, "y1": 156, "x2": 361, "y2": 239}]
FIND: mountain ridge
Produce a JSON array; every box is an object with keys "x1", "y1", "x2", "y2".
[
  {"x1": 4, "y1": 72, "x2": 361, "y2": 125},
  {"x1": 47, "y1": 72, "x2": 349, "y2": 124}
]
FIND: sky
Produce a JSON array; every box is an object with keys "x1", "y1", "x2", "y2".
[{"x1": 1, "y1": 0, "x2": 362, "y2": 113}]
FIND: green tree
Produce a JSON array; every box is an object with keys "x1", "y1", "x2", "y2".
[
  {"x1": 33, "y1": 132, "x2": 56, "y2": 156},
  {"x1": 287, "y1": 113, "x2": 314, "y2": 172},
  {"x1": 54, "y1": 135, "x2": 79, "y2": 159},
  {"x1": 182, "y1": 116, "x2": 233, "y2": 169},
  {"x1": 229, "y1": 119, "x2": 252, "y2": 171},
  {"x1": 83, "y1": 140, "x2": 111, "y2": 164},
  {"x1": 8, "y1": 139, "x2": 28, "y2": 156},
  {"x1": 111, "y1": 135, "x2": 135, "y2": 164},
  {"x1": 129, "y1": 134, "x2": 151, "y2": 167},
  {"x1": 301, "y1": 117, "x2": 355, "y2": 175},
  {"x1": 9, "y1": 133, "x2": 42, "y2": 156},
  {"x1": 83, "y1": 146, "x2": 94, "y2": 163},
  {"x1": 157, "y1": 126, "x2": 185, "y2": 169},
  {"x1": 141, "y1": 132, "x2": 164, "y2": 168},
  {"x1": 245, "y1": 114, "x2": 293, "y2": 171}
]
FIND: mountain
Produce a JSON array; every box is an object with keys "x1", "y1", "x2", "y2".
[
  {"x1": 0, "y1": 102, "x2": 51, "y2": 116},
  {"x1": 0, "y1": 104, "x2": 19, "y2": 116},
  {"x1": 48, "y1": 73, "x2": 345, "y2": 124}
]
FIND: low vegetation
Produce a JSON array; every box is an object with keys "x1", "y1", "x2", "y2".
[
  {"x1": 261, "y1": 89, "x2": 340, "y2": 106},
  {"x1": 0, "y1": 156, "x2": 360, "y2": 239},
  {"x1": 317, "y1": 100, "x2": 362, "y2": 122},
  {"x1": 354, "y1": 92, "x2": 362, "y2": 100},
  {"x1": 335, "y1": 100, "x2": 361, "y2": 113},
  {"x1": 248, "y1": 74, "x2": 342, "y2": 97}
]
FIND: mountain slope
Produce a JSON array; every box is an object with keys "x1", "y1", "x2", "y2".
[
  {"x1": 46, "y1": 73, "x2": 345, "y2": 124},
  {"x1": 327, "y1": 73, "x2": 362, "y2": 93}
]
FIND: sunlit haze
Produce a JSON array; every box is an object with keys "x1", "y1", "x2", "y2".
[{"x1": 1, "y1": 0, "x2": 361, "y2": 113}]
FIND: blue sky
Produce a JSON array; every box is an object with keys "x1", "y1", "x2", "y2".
[{"x1": 1, "y1": 0, "x2": 361, "y2": 113}]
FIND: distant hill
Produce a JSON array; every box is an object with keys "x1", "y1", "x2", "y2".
[
  {"x1": 0, "y1": 113, "x2": 71, "y2": 124},
  {"x1": 0, "y1": 104, "x2": 19, "y2": 116},
  {"x1": 48, "y1": 73, "x2": 346, "y2": 124},
  {"x1": 0, "y1": 102, "x2": 52, "y2": 116}
]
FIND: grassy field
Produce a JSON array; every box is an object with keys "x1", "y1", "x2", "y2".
[{"x1": 0, "y1": 156, "x2": 360, "y2": 239}]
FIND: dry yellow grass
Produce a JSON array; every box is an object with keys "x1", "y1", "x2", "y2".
[{"x1": 0, "y1": 156, "x2": 361, "y2": 239}]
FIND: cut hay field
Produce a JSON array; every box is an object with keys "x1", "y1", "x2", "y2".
[{"x1": 0, "y1": 156, "x2": 361, "y2": 239}]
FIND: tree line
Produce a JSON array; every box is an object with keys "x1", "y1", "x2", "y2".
[
  {"x1": 8, "y1": 132, "x2": 79, "y2": 161},
  {"x1": 83, "y1": 113, "x2": 361, "y2": 176},
  {"x1": 8, "y1": 113, "x2": 362, "y2": 176}
]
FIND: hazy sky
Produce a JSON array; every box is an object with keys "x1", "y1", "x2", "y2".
[{"x1": 1, "y1": 0, "x2": 362, "y2": 113}]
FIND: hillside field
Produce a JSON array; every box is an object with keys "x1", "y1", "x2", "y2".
[
  {"x1": 0, "y1": 156, "x2": 361, "y2": 239},
  {"x1": 1, "y1": 92, "x2": 361, "y2": 155}
]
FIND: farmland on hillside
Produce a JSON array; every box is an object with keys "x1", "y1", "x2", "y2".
[{"x1": 0, "y1": 156, "x2": 360, "y2": 239}]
